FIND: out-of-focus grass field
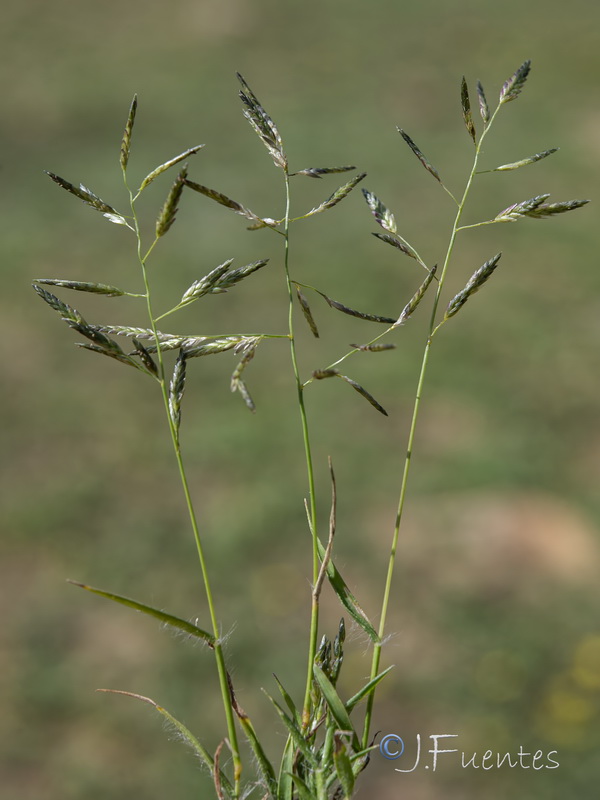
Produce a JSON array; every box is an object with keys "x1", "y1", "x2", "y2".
[{"x1": 2, "y1": 1, "x2": 599, "y2": 798}]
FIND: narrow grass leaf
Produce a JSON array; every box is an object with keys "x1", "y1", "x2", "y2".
[
  {"x1": 184, "y1": 179, "x2": 262, "y2": 224},
  {"x1": 290, "y1": 166, "x2": 356, "y2": 178},
  {"x1": 490, "y1": 148, "x2": 558, "y2": 172},
  {"x1": 132, "y1": 338, "x2": 158, "y2": 376},
  {"x1": 313, "y1": 535, "x2": 379, "y2": 642},
  {"x1": 156, "y1": 167, "x2": 187, "y2": 238},
  {"x1": 314, "y1": 457, "x2": 337, "y2": 602},
  {"x1": 395, "y1": 264, "x2": 438, "y2": 326},
  {"x1": 334, "y1": 735, "x2": 355, "y2": 799},
  {"x1": 120, "y1": 94, "x2": 138, "y2": 172},
  {"x1": 445, "y1": 252, "x2": 502, "y2": 320},
  {"x1": 295, "y1": 285, "x2": 319, "y2": 337},
  {"x1": 169, "y1": 351, "x2": 187, "y2": 440},
  {"x1": 476, "y1": 80, "x2": 490, "y2": 123},
  {"x1": 522, "y1": 198, "x2": 590, "y2": 219},
  {"x1": 277, "y1": 736, "x2": 295, "y2": 800},
  {"x1": 97, "y1": 690, "x2": 233, "y2": 798},
  {"x1": 397, "y1": 129, "x2": 441, "y2": 182},
  {"x1": 349, "y1": 342, "x2": 395, "y2": 352},
  {"x1": 273, "y1": 675, "x2": 300, "y2": 725},
  {"x1": 237, "y1": 73, "x2": 287, "y2": 171},
  {"x1": 68, "y1": 581, "x2": 215, "y2": 645},
  {"x1": 34, "y1": 278, "x2": 126, "y2": 297},
  {"x1": 317, "y1": 290, "x2": 395, "y2": 324},
  {"x1": 499, "y1": 59, "x2": 532, "y2": 104},
  {"x1": 235, "y1": 709, "x2": 278, "y2": 797},
  {"x1": 372, "y1": 232, "x2": 419, "y2": 262},
  {"x1": 307, "y1": 172, "x2": 366, "y2": 216},
  {"x1": 313, "y1": 664, "x2": 360, "y2": 751},
  {"x1": 345, "y1": 666, "x2": 394, "y2": 713},
  {"x1": 461, "y1": 77, "x2": 476, "y2": 144},
  {"x1": 139, "y1": 146, "x2": 204, "y2": 190},
  {"x1": 362, "y1": 189, "x2": 396, "y2": 233},
  {"x1": 264, "y1": 693, "x2": 318, "y2": 767},
  {"x1": 289, "y1": 775, "x2": 314, "y2": 800}
]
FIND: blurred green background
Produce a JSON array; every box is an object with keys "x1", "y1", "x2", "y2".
[{"x1": 2, "y1": 1, "x2": 599, "y2": 798}]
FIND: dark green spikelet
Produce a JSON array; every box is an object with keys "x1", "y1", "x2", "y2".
[
  {"x1": 34, "y1": 278, "x2": 126, "y2": 297},
  {"x1": 237, "y1": 73, "x2": 287, "y2": 171},
  {"x1": 372, "y1": 232, "x2": 419, "y2": 262},
  {"x1": 213, "y1": 259, "x2": 269, "y2": 291},
  {"x1": 180, "y1": 260, "x2": 234, "y2": 305},
  {"x1": 490, "y1": 148, "x2": 559, "y2": 172},
  {"x1": 77, "y1": 343, "x2": 138, "y2": 369},
  {"x1": 120, "y1": 94, "x2": 138, "y2": 172},
  {"x1": 476, "y1": 80, "x2": 490, "y2": 124},
  {"x1": 499, "y1": 59, "x2": 532, "y2": 105},
  {"x1": 495, "y1": 194, "x2": 550, "y2": 222},
  {"x1": 317, "y1": 290, "x2": 395, "y2": 324},
  {"x1": 397, "y1": 128, "x2": 441, "y2": 182},
  {"x1": 169, "y1": 351, "x2": 187, "y2": 440},
  {"x1": 295, "y1": 285, "x2": 319, "y2": 338},
  {"x1": 156, "y1": 167, "x2": 187, "y2": 238},
  {"x1": 132, "y1": 338, "x2": 158, "y2": 376},
  {"x1": 33, "y1": 284, "x2": 85, "y2": 326},
  {"x1": 290, "y1": 165, "x2": 356, "y2": 178},
  {"x1": 45, "y1": 172, "x2": 128, "y2": 226},
  {"x1": 461, "y1": 77, "x2": 476, "y2": 144},
  {"x1": 312, "y1": 369, "x2": 388, "y2": 416},
  {"x1": 362, "y1": 189, "x2": 396, "y2": 234},
  {"x1": 395, "y1": 264, "x2": 438, "y2": 326},
  {"x1": 183, "y1": 179, "x2": 262, "y2": 224},
  {"x1": 522, "y1": 198, "x2": 590, "y2": 219},
  {"x1": 444, "y1": 253, "x2": 502, "y2": 320},
  {"x1": 349, "y1": 342, "x2": 395, "y2": 352},
  {"x1": 139, "y1": 146, "x2": 204, "y2": 191},
  {"x1": 307, "y1": 172, "x2": 367, "y2": 216}
]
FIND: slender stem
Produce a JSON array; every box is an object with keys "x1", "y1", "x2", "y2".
[
  {"x1": 124, "y1": 176, "x2": 242, "y2": 795},
  {"x1": 361, "y1": 106, "x2": 502, "y2": 748},
  {"x1": 280, "y1": 171, "x2": 320, "y2": 727}
]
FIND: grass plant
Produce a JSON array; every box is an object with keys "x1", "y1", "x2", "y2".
[{"x1": 34, "y1": 61, "x2": 588, "y2": 799}]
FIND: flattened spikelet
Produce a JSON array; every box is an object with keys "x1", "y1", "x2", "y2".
[
  {"x1": 397, "y1": 129, "x2": 441, "y2": 182},
  {"x1": 491, "y1": 148, "x2": 558, "y2": 172},
  {"x1": 237, "y1": 73, "x2": 287, "y2": 170},
  {"x1": 169, "y1": 351, "x2": 187, "y2": 440},
  {"x1": 156, "y1": 167, "x2": 187, "y2": 238},
  {"x1": 395, "y1": 264, "x2": 438, "y2": 326},
  {"x1": 132, "y1": 338, "x2": 159, "y2": 376},
  {"x1": 77, "y1": 343, "x2": 138, "y2": 369},
  {"x1": 500, "y1": 59, "x2": 532, "y2": 105},
  {"x1": 476, "y1": 80, "x2": 490, "y2": 124},
  {"x1": 184, "y1": 179, "x2": 262, "y2": 223},
  {"x1": 362, "y1": 189, "x2": 396, "y2": 233},
  {"x1": 348, "y1": 342, "x2": 396, "y2": 352},
  {"x1": 139, "y1": 146, "x2": 204, "y2": 191},
  {"x1": 120, "y1": 94, "x2": 138, "y2": 171},
  {"x1": 34, "y1": 278, "x2": 126, "y2": 297},
  {"x1": 522, "y1": 198, "x2": 590, "y2": 219},
  {"x1": 445, "y1": 253, "x2": 502, "y2": 319},
  {"x1": 180, "y1": 260, "x2": 234, "y2": 305},
  {"x1": 295, "y1": 286, "x2": 319, "y2": 338},
  {"x1": 231, "y1": 339, "x2": 259, "y2": 412},
  {"x1": 215, "y1": 259, "x2": 269, "y2": 291},
  {"x1": 290, "y1": 166, "x2": 356, "y2": 179},
  {"x1": 372, "y1": 232, "x2": 419, "y2": 262},
  {"x1": 45, "y1": 172, "x2": 127, "y2": 226},
  {"x1": 495, "y1": 194, "x2": 550, "y2": 222},
  {"x1": 461, "y1": 77, "x2": 477, "y2": 144},
  {"x1": 307, "y1": 172, "x2": 366, "y2": 216},
  {"x1": 312, "y1": 369, "x2": 388, "y2": 416},
  {"x1": 317, "y1": 290, "x2": 395, "y2": 324}
]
